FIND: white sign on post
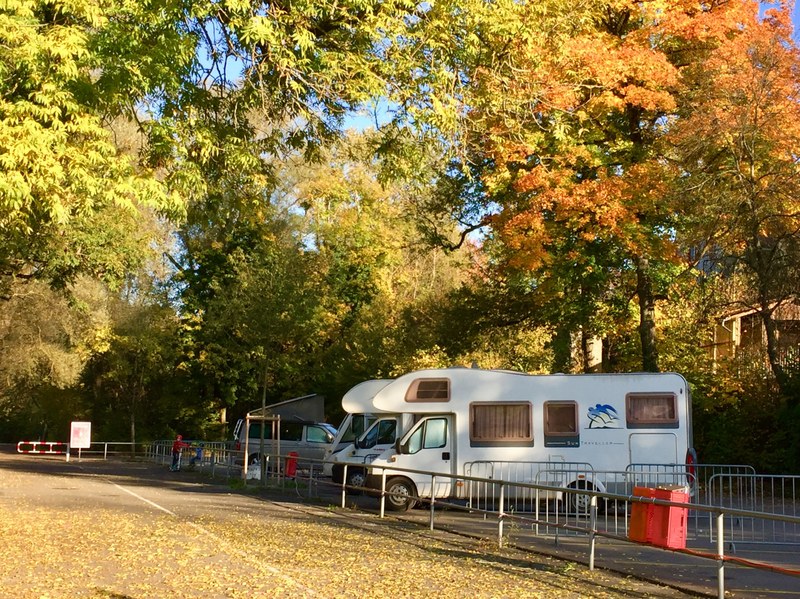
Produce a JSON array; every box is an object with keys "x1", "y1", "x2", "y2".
[{"x1": 70, "y1": 421, "x2": 91, "y2": 460}]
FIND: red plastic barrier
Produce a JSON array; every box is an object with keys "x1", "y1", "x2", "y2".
[{"x1": 629, "y1": 486, "x2": 689, "y2": 549}]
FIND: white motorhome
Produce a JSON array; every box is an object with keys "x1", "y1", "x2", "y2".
[
  {"x1": 321, "y1": 379, "x2": 392, "y2": 477},
  {"x1": 362, "y1": 368, "x2": 695, "y2": 511},
  {"x1": 329, "y1": 412, "x2": 416, "y2": 488}
]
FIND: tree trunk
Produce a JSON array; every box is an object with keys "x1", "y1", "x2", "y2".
[
  {"x1": 636, "y1": 255, "x2": 660, "y2": 372},
  {"x1": 551, "y1": 326, "x2": 574, "y2": 373},
  {"x1": 130, "y1": 407, "x2": 136, "y2": 457},
  {"x1": 760, "y1": 306, "x2": 789, "y2": 395}
]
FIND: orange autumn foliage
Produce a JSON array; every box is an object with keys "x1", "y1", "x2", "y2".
[{"x1": 477, "y1": 0, "x2": 776, "y2": 273}]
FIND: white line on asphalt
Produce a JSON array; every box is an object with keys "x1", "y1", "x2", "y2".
[
  {"x1": 182, "y1": 520, "x2": 318, "y2": 596},
  {"x1": 112, "y1": 483, "x2": 176, "y2": 515},
  {"x1": 108, "y1": 480, "x2": 316, "y2": 596}
]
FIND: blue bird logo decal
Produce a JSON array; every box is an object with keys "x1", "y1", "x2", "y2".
[{"x1": 587, "y1": 404, "x2": 620, "y2": 429}]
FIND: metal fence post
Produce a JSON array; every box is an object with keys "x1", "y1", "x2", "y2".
[
  {"x1": 498, "y1": 482, "x2": 505, "y2": 548},
  {"x1": 716, "y1": 511, "x2": 725, "y2": 599},
  {"x1": 341, "y1": 464, "x2": 348, "y2": 508},
  {"x1": 589, "y1": 495, "x2": 597, "y2": 570},
  {"x1": 430, "y1": 474, "x2": 436, "y2": 531},
  {"x1": 380, "y1": 469, "x2": 387, "y2": 519}
]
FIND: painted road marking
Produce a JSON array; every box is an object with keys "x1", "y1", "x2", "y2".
[{"x1": 109, "y1": 479, "x2": 316, "y2": 596}]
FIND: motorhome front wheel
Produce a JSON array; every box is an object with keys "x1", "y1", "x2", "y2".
[
  {"x1": 385, "y1": 477, "x2": 417, "y2": 511},
  {"x1": 346, "y1": 468, "x2": 367, "y2": 493}
]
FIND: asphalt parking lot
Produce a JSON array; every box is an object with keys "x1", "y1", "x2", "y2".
[
  {"x1": 3, "y1": 449, "x2": 798, "y2": 598},
  {"x1": 314, "y1": 480, "x2": 800, "y2": 599},
  {"x1": 0, "y1": 450, "x2": 700, "y2": 598}
]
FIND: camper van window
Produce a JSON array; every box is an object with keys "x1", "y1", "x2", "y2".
[
  {"x1": 280, "y1": 423, "x2": 304, "y2": 441},
  {"x1": 544, "y1": 401, "x2": 580, "y2": 447},
  {"x1": 405, "y1": 418, "x2": 447, "y2": 454},
  {"x1": 424, "y1": 418, "x2": 447, "y2": 448},
  {"x1": 469, "y1": 402, "x2": 533, "y2": 447},
  {"x1": 626, "y1": 393, "x2": 678, "y2": 428},
  {"x1": 544, "y1": 402, "x2": 578, "y2": 434},
  {"x1": 405, "y1": 378, "x2": 450, "y2": 402},
  {"x1": 248, "y1": 423, "x2": 274, "y2": 440},
  {"x1": 340, "y1": 415, "x2": 376, "y2": 444},
  {"x1": 306, "y1": 425, "x2": 331, "y2": 443},
  {"x1": 377, "y1": 420, "x2": 397, "y2": 445}
]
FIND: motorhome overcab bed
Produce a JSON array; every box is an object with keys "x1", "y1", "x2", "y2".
[
  {"x1": 321, "y1": 379, "x2": 392, "y2": 477},
  {"x1": 361, "y1": 368, "x2": 695, "y2": 511}
]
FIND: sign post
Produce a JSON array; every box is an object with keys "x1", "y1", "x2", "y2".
[{"x1": 69, "y1": 421, "x2": 92, "y2": 462}]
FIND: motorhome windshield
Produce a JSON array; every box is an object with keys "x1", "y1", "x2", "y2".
[
  {"x1": 338, "y1": 414, "x2": 377, "y2": 445},
  {"x1": 356, "y1": 418, "x2": 397, "y2": 449}
]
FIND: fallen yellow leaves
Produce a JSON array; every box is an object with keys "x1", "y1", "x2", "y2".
[{"x1": 0, "y1": 461, "x2": 688, "y2": 598}]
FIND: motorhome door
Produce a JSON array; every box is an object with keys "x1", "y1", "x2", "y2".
[
  {"x1": 629, "y1": 432, "x2": 679, "y2": 465},
  {"x1": 396, "y1": 415, "x2": 454, "y2": 499}
]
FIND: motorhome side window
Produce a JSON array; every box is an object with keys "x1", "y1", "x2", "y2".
[
  {"x1": 544, "y1": 401, "x2": 579, "y2": 447},
  {"x1": 405, "y1": 418, "x2": 447, "y2": 453},
  {"x1": 626, "y1": 393, "x2": 679, "y2": 428},
  {"x1": 469, "y1": 402, "x2": 533, "y2": 447},
  {"x1": 405, "y1": 378, "x2": 450, "y2": 402}
]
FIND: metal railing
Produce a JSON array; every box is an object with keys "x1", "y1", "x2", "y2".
[
  {"x1": 356, "y1": 461, "x2": 800, "y2": 599},
  {"x1": 708, "y1": 473, "x2": 800, "y2": 546},
  {"x1": 146, "y1": 441, "x2": 325, "y2": 497}
]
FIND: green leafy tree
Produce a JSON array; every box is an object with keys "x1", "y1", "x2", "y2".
[
  {"x1": 0, "y1": 0, "x2": 181, "y2": 296},
  {"x1": 83, "y1": 297, "x2": 187, "y2": 444},
  {"x1": 0, "y1": 278, "x2": 110, "y2": 441}
]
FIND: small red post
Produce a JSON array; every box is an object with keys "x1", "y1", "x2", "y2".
[{"x1": 285, "y1": 451, "x2": 299, "y2": 478}]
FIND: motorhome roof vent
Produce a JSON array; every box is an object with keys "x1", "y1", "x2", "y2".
[{"x1": 405, "y1": 378, "x2": 450, "y2": 402}]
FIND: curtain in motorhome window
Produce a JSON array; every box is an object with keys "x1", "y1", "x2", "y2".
[
  {"x1": 405, "y1": 378, "x2": 450, "y2": 402},
  {"x1": 544, "y1": 401, "x2": 579, "y2": 447},
  {"x1": 626, "y1": 393, "x2": 678, "y2": 428},
  {"x1": 469, "y1": 402, "x2": 533, "y2": 447}
]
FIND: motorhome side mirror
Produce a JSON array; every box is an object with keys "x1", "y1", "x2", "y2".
[{"x1": 394, "y1": 439, "x2": 403, "y2": 454}]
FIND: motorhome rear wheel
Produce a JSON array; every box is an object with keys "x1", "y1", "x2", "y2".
[{"x1": 566, "y1": 480, "x2": 605, "y2": 515}]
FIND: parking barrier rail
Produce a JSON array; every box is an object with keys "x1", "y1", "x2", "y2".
[{"x1": 17, "y1": 440, "x2": 68, "y2": 454}]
